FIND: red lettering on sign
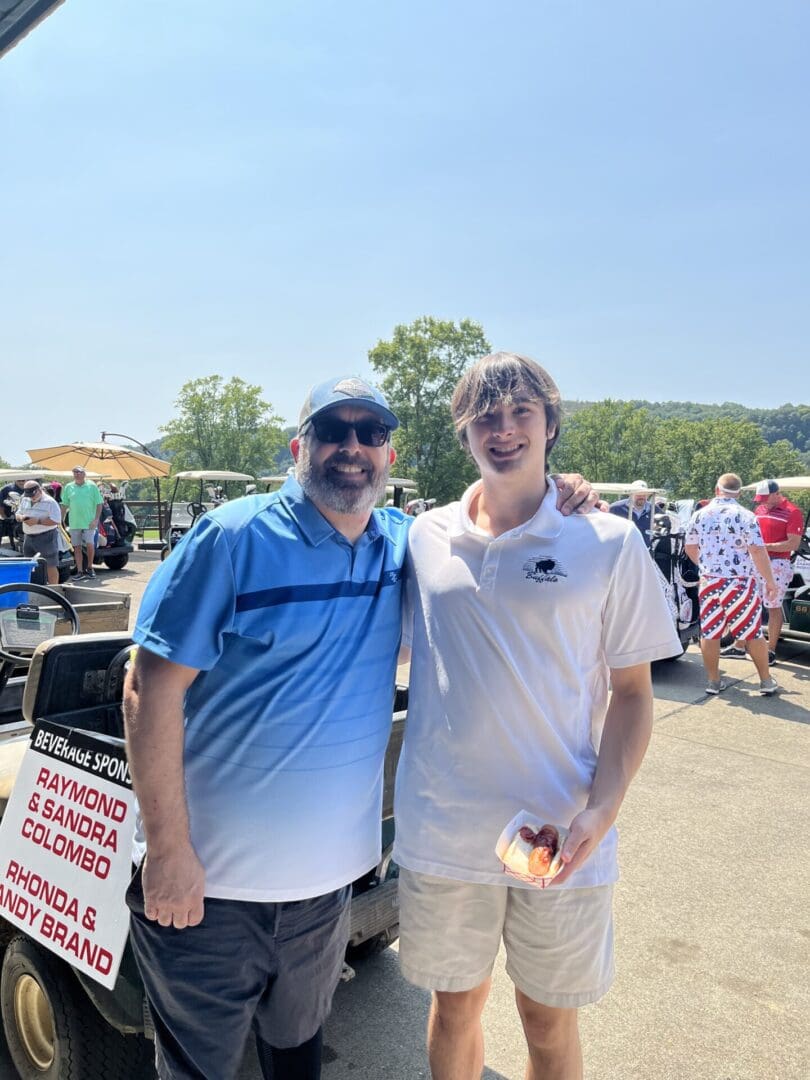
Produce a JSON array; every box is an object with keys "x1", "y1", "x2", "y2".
[
  {"x1": 21, "y1": 819, "x2": 112, "y2": 880},
  {"x1": 40, "y1": 913, "x2": 113, "y2": 975}
]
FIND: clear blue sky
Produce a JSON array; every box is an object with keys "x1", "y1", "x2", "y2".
[{"x1": 2, "y1": 0, "x2": 808, "y2": 465}]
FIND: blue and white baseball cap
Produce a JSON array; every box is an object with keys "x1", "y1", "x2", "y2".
[{"x1": 298, "y1": 376, "x2": 399, "y2": 432}]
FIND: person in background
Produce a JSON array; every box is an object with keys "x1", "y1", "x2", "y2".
[
  {"x1": 685, "y1": 473, "x2": 779, "y2": 695},
  {"x1": 0, "y1": 477, "x2": 27, "y2": 546},
  {"x1": 62, "y1": 466, "x2": 103, "y2": 579},
  {"x1": 15, "y1": 480, "x2": 62, "y2": 585},
  {"x1": 608, "y1": 479, "x2": 653, "y2": 546},
  {"x1": 0, "y1": 477, "x2": 27, "y2": 507},
  {"x1": 721, "y1": 479, "x2": 803, "y2": 664}
]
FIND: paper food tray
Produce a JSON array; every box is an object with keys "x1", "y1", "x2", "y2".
[{"x1": 495, "y1": 809, "x2": 569, "y2": 890}]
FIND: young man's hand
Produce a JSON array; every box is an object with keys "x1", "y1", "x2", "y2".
[
  {"x1": 550, "y1": 806, "x2": 614, "y2": 886},
  {"x1": 551, "y1": 473, "x2": 598, "y2": 515}
]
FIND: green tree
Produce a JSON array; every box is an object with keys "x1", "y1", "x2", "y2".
[
  {"x1": 750, "y1": 439, "x2": 804, "y2": 481},
  {"x1": 654, "y1": 418, "x2": 768, "y2": 498},
  {"x1": 550, "y1": 405, "x2": 806, "y2": 501},
  {"x1": 160, "y1": 376, "x2": 285, "y2": 476},
  {"x1": 0, "y1": 455, "x2": 10, "y2": 469},
  {"x1": 368, "y1": 317, "x2": 491, "y2": 503},
  {"x1": 550, "y1": 401, "x2": 660, "y2": 484}
]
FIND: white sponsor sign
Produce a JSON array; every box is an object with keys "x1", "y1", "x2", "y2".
[
  {"x1": 793, "y1": 555, "x2": 810, "y2": 577},
  {"x1": 0, "y1": 721, "x2": 135, "y2": 990}
]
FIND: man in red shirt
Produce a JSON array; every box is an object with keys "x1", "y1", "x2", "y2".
[{"x1": 751, "y1": 480, "x2": 803, "y2": 658}]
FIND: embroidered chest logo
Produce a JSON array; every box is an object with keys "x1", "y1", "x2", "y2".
[{"x1": 523, "y1": 556, "x2": 568, "y2": 583}]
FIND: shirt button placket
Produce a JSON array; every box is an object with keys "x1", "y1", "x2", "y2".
[{"x1": 481, "y1": 547, "x2": 498, "y2": 591}]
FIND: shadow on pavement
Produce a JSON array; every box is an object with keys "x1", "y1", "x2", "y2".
[
  {"x1": 239, "y1": 947, "x2": 513, "y2": 1079},
  {"x1": 324, "y1": 949, "x2": 511, "y2": 1080}
]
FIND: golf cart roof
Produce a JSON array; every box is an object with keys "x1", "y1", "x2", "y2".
[
  {"x1": 172, "y1": 471, "x2": 255, "y2": 482},
  {"x1": 592, "y1": 483, "x2": 663, "y2": 495},
  {"x1": 387, "y1": 477, "x2": 418, "y2": 492},
  {"x1": 0, "y1": 468, "x2": 104, "y2": 481},
  {"x1": 258, "y1": 475, "x2": 290, "y2": 485},
  {"x1": 741, "y1": 477, "x2": 810, "y2": 491}
]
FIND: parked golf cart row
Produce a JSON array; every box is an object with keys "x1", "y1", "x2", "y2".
[{"x1": 154, "y1": 472, "x2": 420, "y2": 559}]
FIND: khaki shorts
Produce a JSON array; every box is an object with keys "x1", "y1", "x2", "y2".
[{"x1": 397, "y1": 869, "x2": 615, "y2": 1009}]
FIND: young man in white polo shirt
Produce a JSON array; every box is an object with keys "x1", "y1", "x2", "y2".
[{"x1": 394, "y1": 352, "x2": 680, "y2": 1080}]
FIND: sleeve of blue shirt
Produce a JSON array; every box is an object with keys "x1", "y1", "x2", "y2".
[{"x1": 133, "y1": 515, "x2": 237, "y2": 671}]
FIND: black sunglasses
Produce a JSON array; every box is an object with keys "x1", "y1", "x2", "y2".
[{"x1": 310, "y1": 417, "x2": 391, "y2": 448}]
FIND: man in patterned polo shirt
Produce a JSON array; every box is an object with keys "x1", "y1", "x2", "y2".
[{"x1": 685, "y1": 473, "x2": 779, "y2": 695}]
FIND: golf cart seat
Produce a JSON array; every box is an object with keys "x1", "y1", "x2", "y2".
[{"x1": 23, "y1": 631, "x2": 133, "y2": 738}]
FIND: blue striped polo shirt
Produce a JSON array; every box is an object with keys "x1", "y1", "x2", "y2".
[{"x1": 133, "y1": 478, "x2": 410, "y2": 901}]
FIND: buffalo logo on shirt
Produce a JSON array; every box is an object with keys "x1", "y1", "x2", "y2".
[{"x1": 523, "y1": 556, "x2": 568, "y2": 583}]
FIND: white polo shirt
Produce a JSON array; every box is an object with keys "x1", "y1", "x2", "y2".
[
  {"x1": 394, "y1": 479, "x2": 681, "y2": 890},
  {"x1": 17, "y1": 493, "x2": 61, "y2": 534}
]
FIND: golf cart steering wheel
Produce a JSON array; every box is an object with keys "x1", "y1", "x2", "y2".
[
  {"x1": 186, "y1": 502, "x2": 206, "y2": 522},
  {"x1": 0, "y1": 582, "x2": 80, "y2": 666}
]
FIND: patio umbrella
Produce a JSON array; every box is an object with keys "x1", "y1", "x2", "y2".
[{"x1": 26, "y1": 442, "x2": 171, "y2": 481}]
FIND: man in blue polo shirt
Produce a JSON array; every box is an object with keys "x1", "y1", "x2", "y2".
[
  {"x1": 123, "y1": 374, "x2": 594, "y2": 1080},
  {"x1": 123, "y1": 376, "x2": 407, "y2": 1080}
]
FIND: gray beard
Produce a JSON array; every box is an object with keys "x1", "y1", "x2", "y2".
[{"x1": 296, "y1": 442, "x2": 390, "y2": 516}]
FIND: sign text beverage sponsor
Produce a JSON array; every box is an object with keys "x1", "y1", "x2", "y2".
[{"x1": 0, "y1": 721, "x2": 134, "y2": 990}]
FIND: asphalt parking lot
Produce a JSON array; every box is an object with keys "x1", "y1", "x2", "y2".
[
  {"x1": 57, "y1": 554, "x2": 810, "y2": 1078},
  {"x1": 303, "y1": 640, "x2": 808, "y2": 1080}
]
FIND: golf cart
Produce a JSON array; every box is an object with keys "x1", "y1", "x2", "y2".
[
  {"x1": 594, "y1": 483, "x2": 700, "y2": 658},
  {"x1": 386, "y1": 477, "x2": 418, "y2": 510},
  {"x1": 259, "y1": 474, "x2": 289, "y2": 492},
  {"x1": 160, "y1": 471, "x2": 255, "y2": 559},
  {"x1": 740, "y1": 476, "x2": 810, "y2": 643},
  {"x1": 260, "y1": 475, "x2": 422, "y2": 515}
]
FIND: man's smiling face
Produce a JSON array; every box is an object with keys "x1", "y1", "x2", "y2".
[
  {"x1": 292, "y1": 405, "x2": 395, "y2": 516},
  {"x1": 466, "y1": 396, "x2": 554, "y2": 480}
]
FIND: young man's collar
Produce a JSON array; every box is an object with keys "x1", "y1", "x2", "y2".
[{"x1": 452, "y1": 478, "x2": 564, "y2": 540}]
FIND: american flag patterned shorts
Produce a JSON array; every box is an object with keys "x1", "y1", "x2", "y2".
[{"x1": 699, "y1": 576, "x2": 763, "y2": 640}]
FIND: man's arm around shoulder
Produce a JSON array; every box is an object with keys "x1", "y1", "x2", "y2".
[
  {"x1": 552, "y1": 662, "x2": 653, "y2": 886},
  {"x1": 123, "y1": 647, "x2": 205, "y2": 929}
]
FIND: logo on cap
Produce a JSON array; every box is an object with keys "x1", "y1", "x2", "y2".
[{"x1": 332, "y1": 378, "x2": 375, "y2": 400}]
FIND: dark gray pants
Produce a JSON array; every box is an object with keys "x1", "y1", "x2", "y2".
[{"x1": 126, "y1": 865, "x2": 350, "y2": 1080}]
